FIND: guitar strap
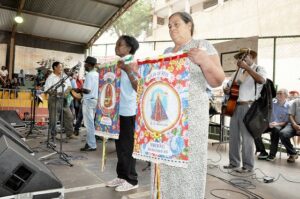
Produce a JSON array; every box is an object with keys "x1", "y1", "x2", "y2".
[{"x1": 254, "y1": 66, "x2": 259, "y2": 99}]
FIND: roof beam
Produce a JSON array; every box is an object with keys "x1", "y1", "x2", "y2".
[
  {"x1": 0, "y1": 5, "x2": 101, "y2": 28},
  {"x1": 1, "y1": 29, "x2": 85, "y2": 46},
  {"x1": 19, "y1": 32, "x2": 86, "y2": 46},
  {"x1": 90, "y1": 0, "x2": 122, "y2": 8},
  {"x1": 86, "y1": 0, "x2": 138, "y2": 48}
]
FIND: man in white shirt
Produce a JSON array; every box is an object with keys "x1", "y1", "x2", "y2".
[
  {"x1": 0, "y1": 66, "x2": 8, "y2": 87},
  {"x1": 0, "y1": 65, "x2": 8, "y2": 77},
  {"x1": 44, "y1": 62, "x2": 74, "y2": 143}
]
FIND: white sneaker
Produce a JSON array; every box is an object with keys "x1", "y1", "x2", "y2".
[
  {"x1": 106, "y1": 178, "x2": 125, "y2": 187},
  {"x1": 115, "y1": 181, "x2": 139, "y2": 192}
]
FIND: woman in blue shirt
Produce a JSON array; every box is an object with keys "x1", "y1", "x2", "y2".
[{"x1": 106, "y1": 35, "x2": 139, "y2": 192}]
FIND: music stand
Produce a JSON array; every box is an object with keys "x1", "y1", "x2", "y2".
[{"x1": 39, "y1": 74, "x2": 73, "y2": 167}]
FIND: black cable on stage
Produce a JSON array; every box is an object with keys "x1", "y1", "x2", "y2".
[
  {"x1": 207, "y1": 173, "x2": 265, "y2": 199},
  {"x1": 210, "y1": 189, "x2": 251, "y2": 199},
  {"x1": 272, "y1": 173, "x2": 300, "y2": 183},
  {"x1": 207, "y1": 142, "x2": 223, "y2": 164},
  {"x1": 206, "y1": 139, "x2": 300, "y2": 199}
]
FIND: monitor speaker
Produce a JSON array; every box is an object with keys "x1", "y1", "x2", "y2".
[
  {"x1": 0, "y1": 118, "x2": 33, "y2": 154},
  {"x1": 0, "y1": 110, "x2": 25, "y2": 127},
  {"x1": 0, "y1": 135, "x2": 63, "y2": 198},
  {"x1": 0, "y1": 116, "x2": 23, "y2": 138}
]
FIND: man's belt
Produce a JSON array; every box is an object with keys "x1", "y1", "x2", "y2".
[
  {"x1": 49, "y1": 92, "x2": 64, "y2": 98},
  {"x1": 83, "y1": 98, "x2": 97, "y2": 100},
  {"x1": 237, "y1": 101, "x2": 253, "y2": 105}
]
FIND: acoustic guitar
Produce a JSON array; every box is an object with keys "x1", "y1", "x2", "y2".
[
  {"x1": 71, "y1": 89, "x2": 82, "y2": 100},
  {"x1": 222, "y1": 53, "x2": 248, "y2": 117},
  {"x1": 222, "y1": 81, "x2": 239, "y2": 117}
]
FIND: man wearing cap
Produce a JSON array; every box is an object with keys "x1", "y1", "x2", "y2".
[
  {"x1": 76, "y1": 56, "x2": 99, "y2": 151},
  {"x1": 223, "y1": 48, "x2": 267, "y2": 172}
]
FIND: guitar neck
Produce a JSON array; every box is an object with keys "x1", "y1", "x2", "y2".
[
  {"x1": 230, "y1": 68, "x2": 241, "y2": 88},
  {"x1": 230, "y1": 52, "x2": 248, "y2": 87}
]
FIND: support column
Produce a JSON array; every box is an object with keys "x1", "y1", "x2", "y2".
[
  {"x1": 8, "y1": 36, "x2": 15, "y2": 79},
  {"x1": 8, "y1": 0, "x2": 25, "y2": 79}
]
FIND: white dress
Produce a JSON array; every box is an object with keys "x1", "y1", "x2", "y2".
[{"x1": 151, "y1": 39, "x2": 218, "y2": 199}]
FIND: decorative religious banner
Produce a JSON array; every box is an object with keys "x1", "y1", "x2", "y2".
[
  {"x1": 95, "y1": 61, "x2": 121, "y2": 139},
  {"x1": 133, "y1": 52, "x2": 189, "y2": 168}
]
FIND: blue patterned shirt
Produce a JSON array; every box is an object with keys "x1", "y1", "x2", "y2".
[{"x1": 271, "y1": 99, "x2": 289, "y2": 123}]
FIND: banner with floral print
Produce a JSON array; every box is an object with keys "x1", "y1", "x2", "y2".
[
  {"x1": 95, "y1": 62, "x2": 121, "y2": 139},
  {"x1": 133, "y1": 52, "x2": 189, "y2": 168}
]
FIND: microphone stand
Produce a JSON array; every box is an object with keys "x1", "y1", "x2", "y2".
[
  {"x1": 39, "y1": 73, "x2": 73, "y2": 166},
  {"x1": 26, "y1": 89, "x2": 43, "y2": 138}
]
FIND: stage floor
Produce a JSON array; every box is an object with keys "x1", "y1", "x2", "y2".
[{"x1": 21, "y1": 127, "x2": 300, "y2": 199}]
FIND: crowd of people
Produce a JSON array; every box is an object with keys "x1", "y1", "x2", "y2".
[
  {"x1": 254, "y1": 89, "x2": 300, "y2": 163},
  {"x1": 1, "y1": 11, "x2": 300, "y2": 199},
  {"x1": 0, "y1": 66, "x2": 24, "y2": 89}
]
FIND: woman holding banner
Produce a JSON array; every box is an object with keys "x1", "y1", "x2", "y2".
[
  {"x1": 105, "y1": 35, "x2": 140, "y2": 192},
  {"x1": 153, "y1": 12, "x2": 225, "y2": 198}
]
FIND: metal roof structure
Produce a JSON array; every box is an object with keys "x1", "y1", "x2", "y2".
[{"x1": 0, "y1": 0, "x2": 137, "y2": 48}]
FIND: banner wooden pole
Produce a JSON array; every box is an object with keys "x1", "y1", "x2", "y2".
[{"x1": 101, "y1": 137, "x2": 106, "y2": 172}]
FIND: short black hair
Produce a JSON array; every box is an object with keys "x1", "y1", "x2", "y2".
[
  {"x1": 169, "y1": 12, "x2": 194, "y2": 36},
  {"x1": 119, "y1": 35, "x2": 139, "y2": 55},
  {"x1": 52, "y1": 61, "x2": 61, "y2": 70}
]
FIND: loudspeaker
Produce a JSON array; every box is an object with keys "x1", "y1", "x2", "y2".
[
  {"x1": 0, "y1": 110, "x2": 25, "y2": 127},
  {"x1": 0, "y1": 135, "x2": 62, "y2": 198},
  {"x1": 0, "y1": 118, "x2": 33, "y2": 154}
]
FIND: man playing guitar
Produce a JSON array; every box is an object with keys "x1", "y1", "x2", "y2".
[{"x1": 223, "y1": 48, "x2": 267, "y2": 173}]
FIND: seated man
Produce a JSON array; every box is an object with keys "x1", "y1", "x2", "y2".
[
  {"x1": 0, "y1": 65, "x2": 8, "y2": 87},
  {"x1": 255, "y1": 88, "x2": 290, "y2": 161},
  {"x1": 279, "y1": 97, "x2": 300, "y2": 163}
]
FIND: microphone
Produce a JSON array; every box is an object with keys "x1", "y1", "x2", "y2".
[{"x1": 71, "y1": 62, "x2": 82, "y2": 72}]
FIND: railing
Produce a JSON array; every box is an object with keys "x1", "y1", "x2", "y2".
[{"x1": 0, "y1": 88, "x2": 48, "y2": 122}]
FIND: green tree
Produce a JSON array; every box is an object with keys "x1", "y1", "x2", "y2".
[{"x1": 112, "y1": 0, "x2": 153, "y2": 38}]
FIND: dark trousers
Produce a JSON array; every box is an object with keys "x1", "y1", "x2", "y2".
[
  {"x1": 279, "y1": 124, "x2": 298, "y2": 155},
  {"x1": 115, "y1": 115, "x2": 138, "y2": 185},
  {"x1": 48, "y1": 96, "x2": 74, "y2": 137},
  {"x1": 74, "y1": 103, "x2": 83, "y2": 131},
  {"x1": 74, "y1": 99, "x2": 81, "y2": 120},
  {"x1": 255, "y1": 126, "x2": 282, "y2": 156},
  {"x1": 48, "y1": 96, "x2": 63, "y2": 137}
]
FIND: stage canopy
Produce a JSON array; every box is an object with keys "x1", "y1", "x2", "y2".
[{"x1": 0, "y1": 0, "x2": 137, "y2": 48}]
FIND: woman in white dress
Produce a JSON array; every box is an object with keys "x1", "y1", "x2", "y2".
[{"x1": 151, "y1": 12, "x2": 225, "y2": 199}]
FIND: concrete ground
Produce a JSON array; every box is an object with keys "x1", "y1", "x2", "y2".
[{"x1": 15, "y1": 126, "x2": 300, "y2": 199}]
